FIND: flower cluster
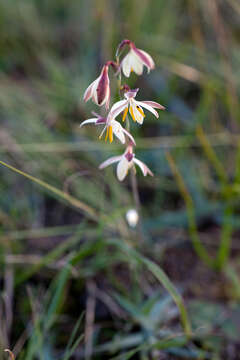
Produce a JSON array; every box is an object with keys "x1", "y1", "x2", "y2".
[{"x1": 81, "y1": 40, "x2": 165, "y2": 181}]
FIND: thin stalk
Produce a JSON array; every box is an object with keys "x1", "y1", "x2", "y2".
[
  {"x1": 215, "y1": 204, "x2": 233, "y2": 269},
  {"x1": 0, "y1": 160, "x2": 97, "y2": 220},
  {"x1": 126, "y1": 115, "x2": 145, "y2": 243},
  {"x1": 130, "y1": 167, "x2": 145, "y2": 245},
  {"x1": 196, "y1": 125, "x2": 228, "y2": 185},
  {"x1": 215, "y1": 142, "x2": 240, "y2": 269}
]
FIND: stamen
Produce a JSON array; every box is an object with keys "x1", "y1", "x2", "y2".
[
  {"x1": 105, "y1": 126, "x2": 109, "y2": 142},
  {"x1": 129, "y1": 106, "x2": 136, "y2": 122},
  {"x1": 136, "y1": 106, "x2": 145, "y2": 117},
  {"x1": 109, "y1": 125, "x2": 113, "y2": 143},
  {"x1": 122, "y1": 107, "x2": 128, "y2": 122}
]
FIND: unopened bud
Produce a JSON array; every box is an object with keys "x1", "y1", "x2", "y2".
[{"x1": 126, "y1": 208, "x2": 139, "y2": 228}]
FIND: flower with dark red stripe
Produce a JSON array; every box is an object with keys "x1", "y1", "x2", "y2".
[
  {"x1": 120, "y1": 40, "x2": 155, "y2": 77},
  {"x1": 83, "y1": 64, "x2": 111, "y2": 109}
]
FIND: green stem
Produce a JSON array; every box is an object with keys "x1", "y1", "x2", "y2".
[
  {"x1": 215, "y1": 142, "x2": 240, "y2": 269},
  {"x1": 0, "y1": 160, "x2": 97, "y2": 220}
]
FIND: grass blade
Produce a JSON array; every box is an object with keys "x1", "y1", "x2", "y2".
[{"x1": 109, "y1": 239, "x2": 192, "y2": 337}]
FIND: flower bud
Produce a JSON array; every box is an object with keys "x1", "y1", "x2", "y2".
[{"x1": 83, "y1": 64, "x2": 110, "y2": 109}]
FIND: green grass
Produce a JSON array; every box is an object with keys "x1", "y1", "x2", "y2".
[{"x1": 1, "y1": 0, "x2": 240, "y2": 359}]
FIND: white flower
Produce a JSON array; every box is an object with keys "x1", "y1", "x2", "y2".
[
  {"x1": 83, "y1": 64, "x2": 110, "y2": 109},
  {"x1": 99, "y1": 146, "x2": 153, "y2": 181},
  {"x1": 80, "y1": 113, "x2": 135, "y2": 145},
  {"x1": 110, "y1": 88, "x2": 165, "y2": 125},
  {"x1": 121, "y1": 41, "x2": 155, "y2": 77}
]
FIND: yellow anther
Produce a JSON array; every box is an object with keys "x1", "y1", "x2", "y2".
[
  {"x1": 129, "y1": 106, "x2": 136, "y2": 122},
  {"x1": 105, "y1": 126, "x2": 109, "y2": 142},
  {"x1": 109, "y1": 125, "x2": 113, "y2": 143},
  {"x1": 136, "y1": 106, "x2": 145, "y2": 117},
  {"x1": 122, "y1": 107, "x2": 128, "y2": 122}
]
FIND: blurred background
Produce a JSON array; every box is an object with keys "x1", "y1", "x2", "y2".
[{"x1": 1, "y1": 0, "x2": 240, "y2": 359}]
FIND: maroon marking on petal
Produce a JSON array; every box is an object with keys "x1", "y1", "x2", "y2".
[
  {"x1": 96, "y1": 66, "x2": 110, "y2": 105},
  {"x1": 128, "y1": 140, "x2": 135, "y2": 147},
  {"x1": 132, "y1": 46, "x2": 154, "y2": 69},
  {"x1": 125, "y1": 88, "x2": 139, "y2": 99},
  {"x1": 116, "y1": 39, "x2": 132, "y2": 58},
  {"x1": 118, "y1": 39, "x2": 131, "y2": 50},
  {"x1": 106, "y1": 61, "x2": 119, "y2": 72},
  {"x1": 96, "y1": 117, "x2": 107, "y2": 124},
  {"x1": 125, "y1": 152, "x2": 134, "y2": 162},
  {"x1": 121, "y1": 84, "x2": 131, "y2": 92}
]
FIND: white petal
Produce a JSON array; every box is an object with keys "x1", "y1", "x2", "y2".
[
  {"x1": 122, "y1": 128, "x2": 136, "y2": 145},
  {"x1": 91, "y1": 76, "x2": 101, "y2": 104},
  {"x1": 141, "y1": 101, "x2": 165, "y2": 110},
  {"x1": 124, "y1": 89, "x2": 139, "y2": 100},
  {"x1": 80, "y1": 118, "x2": 98, "y2": 127},
  {"x1": 131, "y1": 53, "x2": 144, "y2": 75},
  {"x1": 134, "y1": 100, "x2": 159, "y2": 118},
  {"x1": 83, "y1": 79, "x2": 97, "y2": 102},
  {"x1": 99, "y1": 156, "x2": 122, "y2": 169},
  {"x1": 133, "y1": 158, "x2": 153, "y2": 176},
  {"x1": 111, "y1": 120, "x2": 125, "y2": 144},
  {"x1": 117, "y1": 156, "x2": 131, "y2": 181},
  {"x1": 105, "y1": 86, "x2": 111, "y2": 110},
  {"x1": 110, "y1": 100, "x2": 128, "y2": 118},
  {"x1": 131, "y1": 102, "x2": 144, "y2": 124},
  {"x1": 121, "y1": 53, "x2": 132, "y2": 77}
]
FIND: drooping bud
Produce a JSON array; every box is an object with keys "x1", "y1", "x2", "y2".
[
  {"x1": 83, "y1": 64, "x2": 111, "y2": 109},
  {"x1": 126, "y1": 208, "x2": 139, "y2": 227}
]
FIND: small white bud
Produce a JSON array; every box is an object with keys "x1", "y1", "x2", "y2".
[{"x1": 126, "y1": 208, "x2": 139, "y2": 228}]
